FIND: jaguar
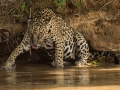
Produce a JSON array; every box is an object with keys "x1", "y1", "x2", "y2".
[{"x1": 3, "y1": 8, "x2": 89, "y2": 69}]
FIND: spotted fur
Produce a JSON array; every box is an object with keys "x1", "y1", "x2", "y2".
[{"x1": 89, "y1": 51, "x2": 119, "y2": 64}]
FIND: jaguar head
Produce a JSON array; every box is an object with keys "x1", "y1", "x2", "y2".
[
  {"x1": 31, "y1": 26, "x2": 40, "y2": 49},
  {"x1": 29, "y1": 8, "x2": 56, "y2": 49}
]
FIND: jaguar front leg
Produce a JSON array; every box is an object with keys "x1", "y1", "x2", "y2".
[
  {"x1": 51, "y1": 36, "x2": 64, "y2": 68},
  {"x1": 3, "y1": 35, "x2": 31, "y2": 70}
]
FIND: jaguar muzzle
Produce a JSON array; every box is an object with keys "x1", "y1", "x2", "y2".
[{"x1": 32, "y1": 35, "x2": 39, "y2": 50}]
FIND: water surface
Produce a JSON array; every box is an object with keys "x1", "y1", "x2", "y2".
[{"x1": 0, "y1": 61, "x2": 120, "y2": 90}]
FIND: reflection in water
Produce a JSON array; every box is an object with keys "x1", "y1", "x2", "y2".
[
  {"x1": 3, "y1": 70, "x2": 33, "y2": 86},
  {"x1": 1, "y1": 66, "x2": 89, "y2": 88},
  {"x1": 53, "y1": 68, "x2": 89, "y2": 87},
  {"x1": 5, "y1": 71, "x2": 17, "y2": 85},
  {"x1": 0, "y1": 64, "x2": 120, "y2": 90},
  {"x1": 63, "y1": 68, "x2": 89, "y2": 86}
]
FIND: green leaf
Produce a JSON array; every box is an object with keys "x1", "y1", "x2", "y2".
[
  {"x1": 20, "y1": 1, "x2": 26, "y2": 12},
  {"x1": 92, "y1": 61, "x2": 99, "y2": 65},
  {"x1": 62, "y1": 0, "x2": 66, "y2": 2},
  {"x1": 29, "y1": 0, "x2": 32, "y2": 3},
  {"x1": 11, "y1": 10, "x2": 16, "y2": 15},
  {"x1": 53, "y1": 0, "x2": 66, "y2": 8},
  {"x1": 74, "y1": 2, "x2": 80, "y2": 7}
]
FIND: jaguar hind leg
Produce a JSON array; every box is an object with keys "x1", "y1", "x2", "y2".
[
  {"x1": 75, "y1": 58, "x2": 88, "y2": 67},
  {"x1": 74, "y1": 32, "x2": 89, "y2": 67},
  {"x1": 75, "y1": 44, "x2": 89, "y2": 67}
]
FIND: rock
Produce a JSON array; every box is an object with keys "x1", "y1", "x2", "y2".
[{"x1": 69, "y1": 11, "x2": 120, "y2": 52}]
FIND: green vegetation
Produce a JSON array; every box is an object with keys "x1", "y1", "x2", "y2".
[
  {"x1": 29, "y1": 0, "x2": 32, "y2": 4},
  {"x1": 53, "y1": 0, "x2": 66, "y2": 8},
  {"x1": 92, "y1": 60, "x2": 100, "y2": 65},
  {"x1": 74, "y1": 2, "x2": 80, "y2": 8},
  {"x1": 11, "y1": 10, "x2": 17, "y2": 15},
  {"x1": 10, "y1": 0, "x2": 33, "y2": 16},
  {"x1": 20, "y1": 1, "x2": 26, "y2": 12}
]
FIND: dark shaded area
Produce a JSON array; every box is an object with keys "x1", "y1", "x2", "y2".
[{"x1": 0, "y1": 29, "x2": 10, "y2": 65}]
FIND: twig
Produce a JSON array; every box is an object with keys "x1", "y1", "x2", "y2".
[
  {"x1": 28, "y1": 6, "x2": 32, "y2": 56},
  {"x1": 94, "y1": 0, "x2": 101, "y2": 5},
  {"x1": 98, "y1": 0, "x2": 113, "y2": 12}
]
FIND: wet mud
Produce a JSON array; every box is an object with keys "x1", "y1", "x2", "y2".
[{"x1": 0, "y1": 60, "x2": 120, "y2": 90}]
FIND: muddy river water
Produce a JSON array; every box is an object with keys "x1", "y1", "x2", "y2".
[{"x1": 0, "y1": 61, "x2": 120, "y2": 90}]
